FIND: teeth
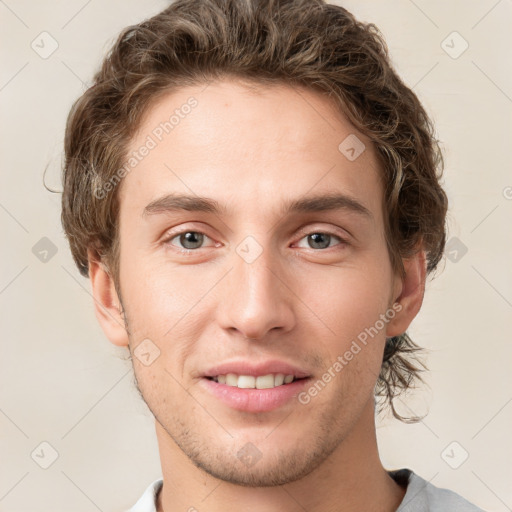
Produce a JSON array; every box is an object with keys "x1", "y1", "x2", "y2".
[
  {"x1": 274, "y1": 374, "x2": 285, "y2": 386},
  {"x1": 226, "y1": 373, "x2": 238, "y2": 386},
  {"x1": 256, "y1": 375, "x2": 274, "y2": 389},
  {"x1": 237, "y1": 375, "x2": 255, "y2": 388},
  {"x1": 212, "y1": 373, "x2": 297, "y2": 389}
]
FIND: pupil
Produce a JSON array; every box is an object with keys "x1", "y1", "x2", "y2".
[
  {"x1": 178, "y1": 232, "x2": 330, "y2": 250},
  {"x1": 181, "y1": 232, "x2": 203, "y2": 249},
  {"x1": 309, "y1": 233, "x2": 330, "y2": 249}
]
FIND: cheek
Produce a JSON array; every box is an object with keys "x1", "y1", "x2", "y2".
[
  {"x1": 303, "y1": 264, "x2": 392, "y2": 333},
  {"x1": 120, "y1": 255, "x2": 204, "y2": 336},
  {"x1": 302, "y1": 263, "x2": 392, "y2": 388},
  {"x1": 120, "y1": 259, "x2": 218, "y2": 387}
]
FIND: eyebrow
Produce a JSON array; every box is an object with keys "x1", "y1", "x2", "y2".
[{"x1": 142, "y1": 192, "x2": 373, "y2": 220}]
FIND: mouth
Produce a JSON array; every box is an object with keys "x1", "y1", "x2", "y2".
[
  {"x1": 200, "y1": 374, "x2": 312, "y2": 413},
  {"x1": 205, "y1": 373, "x2": 307, "y2": 389}
]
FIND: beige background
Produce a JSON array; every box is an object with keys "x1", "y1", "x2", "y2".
[{"x1": 1, "y1": 1, "x2": 511, "y2": 511}]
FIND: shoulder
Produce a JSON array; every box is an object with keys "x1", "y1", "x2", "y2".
[
  {"x1": 390, "y1": 468, "x2": 487, "y2": 512},
  {"x1": 124, "y1": 478, "x2": 163, "y2": 512}
]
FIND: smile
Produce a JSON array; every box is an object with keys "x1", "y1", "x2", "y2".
[
  {"x1": 200, "y1": 375, "x2": 311, "y2": 413},
  {"x1": 208, "y1": 373, "x2": 298, "y2": 389}
]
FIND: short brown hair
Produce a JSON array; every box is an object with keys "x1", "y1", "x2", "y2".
[{"x1": 61, "y1": 0, "x2": 448, "y2": 422}]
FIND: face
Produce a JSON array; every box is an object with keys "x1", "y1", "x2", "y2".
[{"x1": 98, "y1": 79, "x2": 410, "y2": 486}]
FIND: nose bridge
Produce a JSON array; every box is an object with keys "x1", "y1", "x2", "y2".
[{"x1": 217, "y1": 234, "x2": 294, "y2": 340}]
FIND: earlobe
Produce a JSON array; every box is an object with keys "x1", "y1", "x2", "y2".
[
  {"x1": 88, "y1": 249, "x2": 130, "y2": 347},
  {"x1": 386, "y1": 249, "x2": 427, "y2": 338}
]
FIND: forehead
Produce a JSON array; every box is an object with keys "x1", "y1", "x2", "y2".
[{"x1": 118, "y1": 79, "x2": 383, "y2": 221}]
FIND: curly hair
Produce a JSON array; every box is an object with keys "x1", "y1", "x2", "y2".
[{"x1": 61, "y1": 0, "x2": 448, "y2": 422}]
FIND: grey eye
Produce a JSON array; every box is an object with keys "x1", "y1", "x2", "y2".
[
  {"x1": 176, "y1": 231, "x2": 204, "y2": 249},
  {"x1": 307, "y1": 233, "x2": 333, "y2": 249}
]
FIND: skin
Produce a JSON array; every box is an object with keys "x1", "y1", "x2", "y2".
[{"x1": 89, "y1": 79, "x2": 426, "y2": 512}]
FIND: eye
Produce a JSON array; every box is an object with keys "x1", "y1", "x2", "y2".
[
  {"x1": 295, "y1": 231, "x2": 346, "y2": 250},
  {"x1": 164, "y1": 230, "x2": 215, "y2": 251},
  {"x1": 162, "y1": 229, "x2": 347, "y2": 253}
]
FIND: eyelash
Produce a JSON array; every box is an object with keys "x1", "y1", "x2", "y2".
[{"x1": 162, "y1": 228, "x2": 348, "y2": 253}]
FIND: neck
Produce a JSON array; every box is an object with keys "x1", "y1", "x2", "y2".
[{"x1": 155, "y1": 400, "x2": 406, "y2": 512}]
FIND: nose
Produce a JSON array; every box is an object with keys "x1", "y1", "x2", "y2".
[{"x1": 216, "y1": 240, "x2": 296, "y2": 341}]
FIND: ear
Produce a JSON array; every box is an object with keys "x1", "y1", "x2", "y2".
[
  {"x1": 386, "y1": 248, "x2": 427, "y2": 338},
  {"x1": 88, "y1": 249, "x2": 130, "y2": 347}
]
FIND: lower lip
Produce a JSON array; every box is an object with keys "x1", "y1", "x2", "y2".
[{"x1": 199, "y1": 377, "x2": 311, "y2": 413}]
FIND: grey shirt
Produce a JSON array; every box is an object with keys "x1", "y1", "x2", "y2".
[
  {"x1": 127, "y1": 468, "x2": 486, "y2": 511},
  {"x1": 391, "y1": 469, "x2": 485, "y2": 511}
]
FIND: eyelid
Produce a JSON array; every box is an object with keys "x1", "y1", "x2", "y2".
[
  {"x1": 293, "y1": 232, "x2": 348, "y2": 251},
  {"x1": 161, "y1": 225, "x2": 218, "y2": 251},
  {"x1": 294, "y1": 224, "x2": 351, "y2": 244},
  {"x1": 161, "y1": 223, "x2": 351, "y2": 252}
]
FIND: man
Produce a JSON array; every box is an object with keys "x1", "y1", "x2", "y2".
[{"x1": 60, "y1": 0, "x2": 485, "y2": 510}]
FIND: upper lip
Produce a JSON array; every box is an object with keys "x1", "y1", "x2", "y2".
[{"x1": 203, "y1": 360, "x2": 311, "y2": 379}]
